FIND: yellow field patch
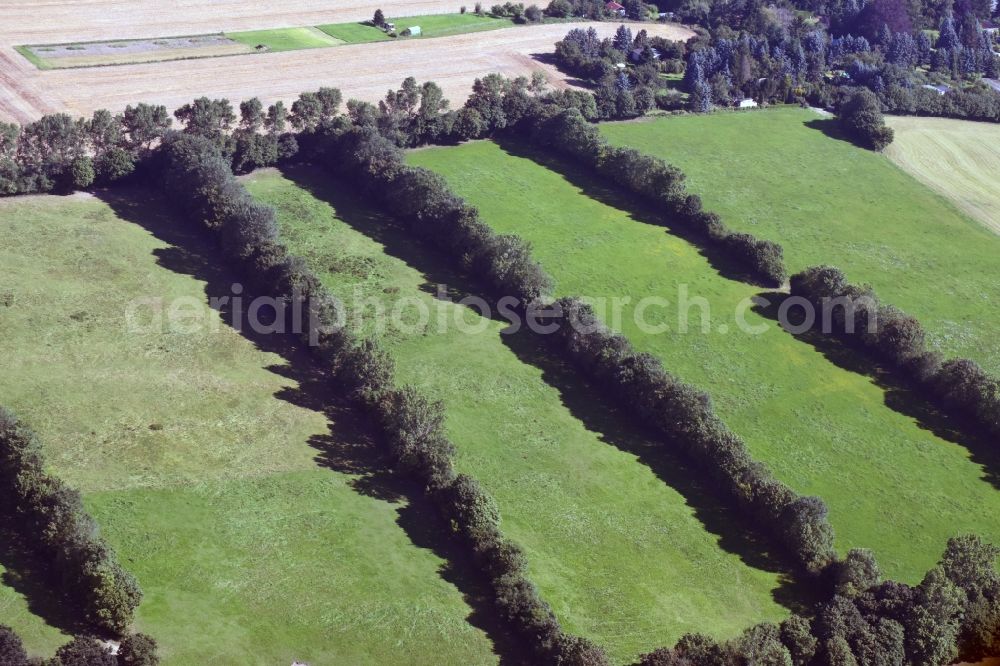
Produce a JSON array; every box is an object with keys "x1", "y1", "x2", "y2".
[{"x1": 885, "y1": 115, "x2": 1000, "y2": 235}]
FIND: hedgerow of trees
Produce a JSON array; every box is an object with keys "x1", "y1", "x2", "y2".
[
  {"x1": 4, "y1": 72, "x2": 1000, "y2": 663},
  {"x1": 157, "y1": 130, "x2": 603, "y2": 664},
  {"x1": 0, "y1": 408, "x2": 142, "y2": 635},
  {"x1": 639, "y1": 536, "x2": 1000, "y2": 664},
  {"x1": 527, "y1": 106, "x2": 788, "y2": 285},
  {"x1": 791, "y1": 265, "x2": 1000, "y2": 440},
  {"x1": 312, "y1": 106, "x2": 838, "y2": 574}
]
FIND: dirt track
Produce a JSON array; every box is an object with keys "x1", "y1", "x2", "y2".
[{"x1": 0, "y1": 22, "x2": 694, "y2": 123}]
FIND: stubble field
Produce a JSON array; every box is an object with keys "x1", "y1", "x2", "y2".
[{"x1": 0, "y1": 22, "x2": 694, "y2": 123}]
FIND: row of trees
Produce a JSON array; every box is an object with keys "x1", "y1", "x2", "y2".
[
  {"x1": 791, "y1": 266, "x2": 1000, "y2": 440},
  {"x1": 545, "y1": 0, "x2": 653, "y2": 21},
  {"x1": 305, "y1": 88, "x2": 998, "y2": 661},
  {"x1": 0, "y1": 85, "x2": 349, "y2": 196},
  {"x1": 0, "y1": 409, "x2": 142, "y2": 635},
  {"x1": 881, "y1": 82, "x2": 1000, "y2": 121},
  {"x1": 0, "y1": 628, "x2": 158, "y2": 666},
  {"x1": 158, "y1": 130, "x2": 602, "y2": 664},
  {"x1": 313, "y1": 103, "x2": 832, "y2": 574},
  {"x1": 0, "y1": 103, "x2": 170, "y2": 195},
  {"x1": 640, "y1": 536, "x2": 1000, "y2": 665},
  {"x1": 529, "y1": 107, "x2": 787, "y2": 285},
  {"x1": 322, "y1": 125, "x2": 554, "y2": 302},
  {"x1": 541, "y1": 297, "x2": 837, "y2": 573}
]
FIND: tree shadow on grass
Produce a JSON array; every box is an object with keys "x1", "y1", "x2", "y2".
[
  {"x1": 752, "y1": 291, "x2": 1000, "y2": 491},
  {"x1": 0, "y1": 525, "x2": 80, "y2": 637},
  {"x1": 491, "y1": 134, "x2": 763, "y2": 287},
  {"x1": 93, "y1": 186, "x2": 528, "y2": 666},
  {"x1": 277, "y1": 163, "x2": 485, "y2": 304},
  {"x1": 279, "y1": 164, "x2": 823, "y2": 618},
  {"x1": 500, "y1": 327, "x2": 825, "y2": 616},
  {"x1": 803, "y1": 118, "x2": 861, "y2": 149}
]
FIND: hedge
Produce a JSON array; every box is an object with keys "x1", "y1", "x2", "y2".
[
  {"x1": 158, "y1": 132, "x2": 601, "y2": 664},
  {"x1": 525, "y1": 107, "x2": 788, "y2": 287},
  {"x1": 791, "y1": 265, "x2": 1000, "y2": 441},
  {"x1": 316, "y1": 123, "x2": 835, "y2": 575},
  {"x1": 0, "y1": 408, "x2": 142, "y2": 635}
]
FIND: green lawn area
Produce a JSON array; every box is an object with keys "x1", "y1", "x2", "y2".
[
  {"x1": 13, "y1": 46, "x2": 51, "y2": 70},
  {"x1": 0, "y1": 192, "x2": 495, "y2": 665},
  {"x1": 244, "y1": 166, "x2": 797, "y2": 664},
  {"x1": 226, "y1": 26, "x2": 344, "y2": 51},
  {"x1": 407, "y1": 139, "x2": 1000, "y2": 585},
  {"x1": 600, "y1": 107, "x2": 1000, "y2": 376},
  {"x1": 317, "y1": 14, "x2": 513, "y2": 43}
]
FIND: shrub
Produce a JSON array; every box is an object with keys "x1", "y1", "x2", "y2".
[
  {"x1": 95, "y1": 147, "x2": 135, "y2": 183},
  {"x1": 0, "y1": 626, "x2": 28, "y2": 666},
  {"x1": 70, "y1": 156, "x2": 95, "y2": 189},
  {"x1": 836, "y1": 549, "x2": 882, "y2": 597},
  {"x1": 838, "y1": 89, "x2": 894, "y2": 150},
  {"x1": 51, "y1": 637, "x2": 116, "y2": 666},
  {"x1": 118, "y1": 633, "x2": 160, "y2": 666}
]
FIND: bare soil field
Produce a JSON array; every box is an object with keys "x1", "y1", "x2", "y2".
[
  {"x1": 0, "y1": 0, "x2": 461, "y2": 45},
  {"x1": 0, "y1": 22, "x2": 694, "y2": 123},
  {"x1": 885, "y1": 115, "x2": 1000, "y2": 235}
]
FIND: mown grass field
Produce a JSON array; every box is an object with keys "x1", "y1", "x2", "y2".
[
  {"x1": 317, "y1": 14, "x2": 514, "y2": 43},
  {"x1": 408, "y1": 138, "x2": 1000, "y2": 585},
  {"x1": 245, "y1": 166, "x2": 798, "y2": 664},
  {"x1": 884, "y1": 115, "x2": 1000, "y2": 236},
  {"x1": 227, "y1": 26, "x2": 344, "y2": 51},
  {"x1": 600, "y1": 107, "x2": 1000, "y2": 375},
  {"x1": 0, "y1": 192, "x2": 496, "y2": 665}
]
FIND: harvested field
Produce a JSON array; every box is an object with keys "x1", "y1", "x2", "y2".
[
  {"x1": 885, "y1": 115, "x2": 1000, "y2": 236},
  {"x1": 0, "y1": 1, "x2": 462, "y2": 45},
  {"x1": 0, "y1": 22, "x2": 694, "y2": 123}
]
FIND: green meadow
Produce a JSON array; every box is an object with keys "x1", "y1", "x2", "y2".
[
  {"x1": 227, "y1": 26, "x2": 344, "y2": 51},
  {"x1": 601, "y1": 107, "x2": 1000, "y2": 375},
  {"x1": 0, "y1": 192, "x2": 495, "y2": 665},
  {"x1": 317, "y1": 14, "x2": 514, "y2": 43},
  {"x1": 245, "y1": 166, "x2": 798, "y2": 664},
  {"x1": 408, "y1": 136, "x2": 1000, "y2": 585}
]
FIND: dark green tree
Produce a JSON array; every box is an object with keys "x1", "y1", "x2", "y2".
[
  {"x1": 0, "y1": 626, "x2": 28, "y2": 666},
  {"x1": 118, "y1": 633, "x2": 160, "y2": 666}
]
